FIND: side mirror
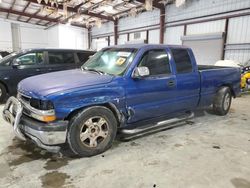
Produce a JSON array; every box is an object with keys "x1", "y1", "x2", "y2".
[
  {"x1": 12, "y1": 59, "x2": 19, "y2": 68},
  {"x1": 133, "y1": 66, "x2": 150, "y2": 78}
]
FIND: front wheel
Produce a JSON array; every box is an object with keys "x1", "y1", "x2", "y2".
[
  {"x1": 67, "y1": 106, "x2": 117, "y2": 157},
  {"x1": 213, "y1": 87, "x2": 232, "y2": 116}
]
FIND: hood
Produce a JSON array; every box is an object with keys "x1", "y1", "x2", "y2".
[{"x1": 18, "y1": 69, "x2": 113, "y2": 98}]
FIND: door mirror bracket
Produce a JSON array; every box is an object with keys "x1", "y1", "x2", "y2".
[
  {"x1": 133, "y1": 67, "x2": 150, "y2": 78},
  {"x1": 12, "y1": 60, "x2": 20, "y2": 68}
]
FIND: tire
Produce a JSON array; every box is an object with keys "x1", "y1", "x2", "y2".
[
  {"x1": 67, "y1": 106, "x2": 117, "y2": 157},
  {"x1": 213, "y1": 87, "x2": 232, "y2": 116},
  {"x1": 0, "y1": 83, "x2": 7, "y2": 103}
]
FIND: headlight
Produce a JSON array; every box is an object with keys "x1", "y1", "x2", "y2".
[
  {"x1": 28, "y1": 98, "x2": 56, "y2": 122},
  {"x1": 30, "y1": 98, "x2": 54, "y2": 110}
]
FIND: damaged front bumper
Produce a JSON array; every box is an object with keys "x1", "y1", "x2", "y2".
[{"x1": 2, "y1": 97, "x2": 68, "y2": 153}]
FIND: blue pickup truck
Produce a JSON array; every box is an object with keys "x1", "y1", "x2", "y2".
[{"x1": 3, "y1": 44, "x2": 241, "y2": 157}]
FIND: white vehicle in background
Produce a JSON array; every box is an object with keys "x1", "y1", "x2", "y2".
[
  {"x1": 215, "y1": 59, "x2": 250, "y2": 91},
  {"x1": 0, "y1": 51, "x2": 10, "y2": 60},
  {"x1": 215, "y1": 60, "x2": 241, "y2": 67}
]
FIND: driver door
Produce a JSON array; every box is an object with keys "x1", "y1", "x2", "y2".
[{"x1": 126, "y1": 49, "x2": 179, "y2": 124}]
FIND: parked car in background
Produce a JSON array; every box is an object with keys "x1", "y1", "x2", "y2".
[
  {"x1": 0, "y1": 51, "x2": 10, "y2": 59},
  {"x1": 0, "y1": 48, "x2": 95, "y2": 102},
  {"x1": 3, "y1": 44, "x2": 241, "y2": 157}
]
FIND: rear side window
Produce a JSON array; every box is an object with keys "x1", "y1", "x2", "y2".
[
  {"x1": 139, "y1": 49, "x2": 171, "y2": 76},
  {"x1": 171, "y1": 48, "x2": 193, "y2": 73},
  {"x1": 77, "y1": 52, "x2": 93, "y2": 64},
  {"x1": 48, "y1": 51, "x2": 75, "y2": 64}
]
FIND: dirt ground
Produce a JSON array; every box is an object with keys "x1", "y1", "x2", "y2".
[{"x1": 0, "y1": 94, "x2": 249, "y2": 188}]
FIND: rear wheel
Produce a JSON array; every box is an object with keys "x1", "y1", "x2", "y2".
[
  {"x1": 0, "y1": 83, "x2": 7, "y2": 103},
  {"x1": 67, "y1": 106, "x2": 117, "y2": 157},
  {"x1": 213, "y1": 87, "x2": 232, "y2": 116}
]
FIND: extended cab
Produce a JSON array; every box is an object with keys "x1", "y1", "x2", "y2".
[{"x1": 3, "y1": 44, "x2": 241, "y2": 157}]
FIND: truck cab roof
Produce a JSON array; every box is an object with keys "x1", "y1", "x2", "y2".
[{"x1": 105, "y1": 43, "x2": 190, "y2": 50}]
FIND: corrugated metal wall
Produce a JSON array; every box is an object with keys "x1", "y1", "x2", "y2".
[
  {"x1": 165, "y1": 26, "x2": 184, "y2": 44},
  {"x1": 166, "y1": 20, "x2": 226, "y2": 45},
  {"x1": 118, "y1": 9, "x2": 160, "y2": 31},
  {"x1": 166, "y1": 0, "x2": 250, "y2": 22},
  {"x1": 149, "y1": 29, "x2": 160, "y2": 44},
  {"x1": 91, "y1": 0, "x2": 250, "y2": 64},
  {"x1": 186, "y1": 20, "x2": 226, "y2": 35},
  {"x1": 225, "y1": 15, "x2": 250, "y2": 64}
]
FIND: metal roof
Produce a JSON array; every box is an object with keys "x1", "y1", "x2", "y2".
[{"x1": 0, "y1": 0, "x2": 171, "y2": 28}]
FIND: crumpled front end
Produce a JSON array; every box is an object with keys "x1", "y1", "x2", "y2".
[{"x1": 2, "y1": 95, "x2": 68, "y2": 153}]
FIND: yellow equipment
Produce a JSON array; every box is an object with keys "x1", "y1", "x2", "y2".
[{"x1": 241, "y1": 72, "x2": 250, "y2": 89}]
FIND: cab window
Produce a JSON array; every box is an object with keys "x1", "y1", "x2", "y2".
[
  {"x1": 138, "y1": 49, "x2": 171, "y2": 76},
  {"x1": 171, "y1": 48, "x2": 193, "y2": 74}
]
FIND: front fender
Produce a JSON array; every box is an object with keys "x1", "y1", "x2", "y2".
[{"x1": 49, "y1": 84, "x2": 126, "y2": 120}]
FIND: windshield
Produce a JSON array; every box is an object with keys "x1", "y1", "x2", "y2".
[
  {"x1": 82, "y1": 48, "x2": 137, "y2": 76},
  {"x1": 0, "y1": 52, "x2": 18, "y2": 66}
]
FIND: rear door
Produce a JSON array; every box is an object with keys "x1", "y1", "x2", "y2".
[
  {"x1": 170, "y1": 48, "x2": 200, "y2": 110},
  {"x1": 46, "y1": 50, "x2": 77, "y2": 72}
]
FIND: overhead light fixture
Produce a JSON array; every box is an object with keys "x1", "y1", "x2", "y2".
[
  {"x1": 95, "y1": 19, "x2": 102, "y2": 28},
  {"x1": 145, "y1": 0, "x2": 153, "y2": 11},
  {"x1": 63, "y1": 2, "x2": 68, "y2": 18},
  {"x1": 129, "y1": 8, "x2": 137, "y2": 17},
  {"x1": 43, "y1": 6, "x2": 57, "y2": 14},
  {"x1": 176, "y1": 0, "x2": 185, "y2": 7},
  {"x1": 102, "y1": 5, "x2": 114, "y2": 14},
  {"x1": 37, "y1": 0, "x2": 69, "y2": 6}
]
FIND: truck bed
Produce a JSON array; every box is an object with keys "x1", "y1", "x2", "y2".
[
  {"x1": 198, "y1": 65, "x2": 230, "y2": 70},
  {"x1": 198, "y1": 65, "x2": 241, "y2": 107}
]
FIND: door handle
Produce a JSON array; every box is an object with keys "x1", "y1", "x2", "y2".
[
  {"x1": 35, "y1": 68, "x2": 41, "y2": 72},
  {"x1": 167, "y1": 80, "x2": 175, "y2": 87}
]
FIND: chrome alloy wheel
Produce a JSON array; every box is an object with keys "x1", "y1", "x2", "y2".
[
  {"x1": 223, "y1": 93, "x2": 231, "y2": 110},
  {"x1": 80, "y1": 116, "x2": 109, "y2": 148}
]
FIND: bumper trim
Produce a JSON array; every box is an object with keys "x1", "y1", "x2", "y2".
[
  {"x1": 3, "y1": 97, "x2": 68, "y2": 151},
  {"x1": 20, "y1": 115, "x2": 68, "y2": 132},
  {"x1": 23, "y1": 125, "x2": 67, "y2": 145},
  {"x1": 3, "y1": 97, "x2": 26, "y2": 141},
  {"x1": 25, "y1": 132, "x2": 61, "y2": 153}
]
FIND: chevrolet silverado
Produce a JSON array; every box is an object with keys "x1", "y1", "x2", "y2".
[{"x1": 3, "y1": 44, "x2": 241, "y2": 157}]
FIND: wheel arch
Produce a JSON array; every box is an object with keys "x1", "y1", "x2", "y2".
[
  {"x1": 0, "y1": 80, "x2": 9, "y2": 93},
  {"x1": 219, "y1": 84, "x2": 236, "y2": 98},
  {"x1": 65, "y1": 103, "x2": 124, "y2": 127}
]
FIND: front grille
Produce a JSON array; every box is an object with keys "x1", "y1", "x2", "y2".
[
  {"x1": 17, "y1": 92, "x2": 32, "y2": 117},
  {"x1": 18, "y1": 92, "x2": 31, "y2": 104}
]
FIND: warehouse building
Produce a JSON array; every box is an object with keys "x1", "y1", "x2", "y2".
[{"x1": 0, "y1": 0, "x2": 250, "y2": 187}]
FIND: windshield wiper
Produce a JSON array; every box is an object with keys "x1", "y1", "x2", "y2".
[{"x1": 82, "y1": 67, "x2": 105, "y2": 75}]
